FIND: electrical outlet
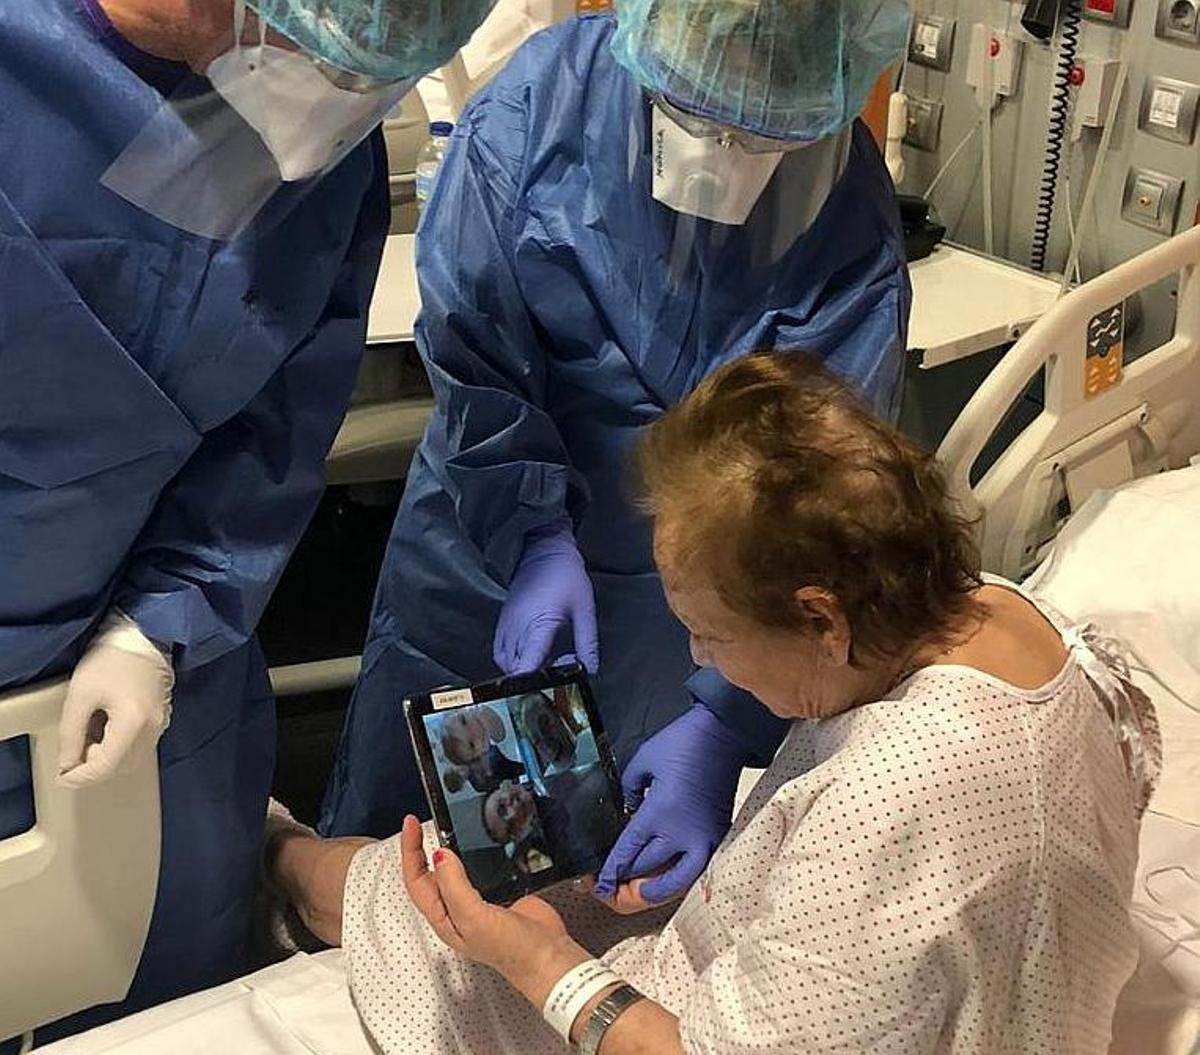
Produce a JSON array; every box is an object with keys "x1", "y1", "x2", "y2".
[
  {"x1": 1139, "y1": 76, "x2": 1200, "y2": 143},
  {"x1": 1156, "y1": 0, "x2": 1200, "y2": 43},
  {"x1": 908, "y1": 15, "x2": 956, "y2": 71},
  {"x1": 1122, "y1": 167, "x2": 1185, "y2": 233},
  {"x1": 903, "y1": 98, "x2": 944, "y2": 151}
]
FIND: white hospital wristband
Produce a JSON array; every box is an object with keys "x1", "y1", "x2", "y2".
[{"x1": 543, "y1": 960, "x2": 621, "y2": 1043}]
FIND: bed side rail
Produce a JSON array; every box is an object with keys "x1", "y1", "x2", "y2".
[
  {"x1": 0, "y1": 679, "x2": 160, "y2": 1041},
  {"x1": 937, "y1": 225, "x2": 1200, "y2": 578}
]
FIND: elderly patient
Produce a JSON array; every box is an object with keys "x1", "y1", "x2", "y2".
[{"x1": 270, "y1": 352, "x2": 1158, "y2": 1054}]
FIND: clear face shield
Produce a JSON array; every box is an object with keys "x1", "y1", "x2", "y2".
[
  {"x1": 616, "y1": 0, "x2": 910, "y2": 230},
  {"x1": 618, "y1": 90, "x2": 851, "y2": 292},
  {"x1": 102, "y1": 0, "x2": 497, "y2": 240}
]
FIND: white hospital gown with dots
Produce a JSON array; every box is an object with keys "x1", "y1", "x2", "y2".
[{"x1": 341, "y1": 584, "x2": 1158, "y2": 1054}]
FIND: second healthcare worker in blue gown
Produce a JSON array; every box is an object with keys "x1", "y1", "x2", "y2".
[
  {"x1": 323, "y1": 0, "x2": 914, "y2": 900},
  {"x1": 0, "y1": 0, "x2": 495, "y2": 1039}
]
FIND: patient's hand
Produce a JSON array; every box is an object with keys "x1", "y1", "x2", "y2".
[
  {"x1": 270, "y1": 831, "x2": 374, "y2": 946},
  {"x1": 400, "y1": 815, "x2": 590, "y2": 1007}
]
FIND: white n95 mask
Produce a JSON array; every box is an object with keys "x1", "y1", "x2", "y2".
[
  {"x1": 651, "y1": 101, "x2": 784, "y2": 225},
  {"x1": 206, "y1": 42, "x2": 406, "y2": 182}
]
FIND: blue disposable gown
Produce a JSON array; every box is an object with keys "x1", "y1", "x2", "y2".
[
  {"x1": 0, "y1": 0, "x2": 387, "y2": 1037},
  {"x1": 320, "y1": 14, "x2": 910, "y2": 838}
]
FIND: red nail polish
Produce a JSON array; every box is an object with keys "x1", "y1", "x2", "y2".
[{"x1": 432, "y1": 849, "x2": 446, "y2": 866}]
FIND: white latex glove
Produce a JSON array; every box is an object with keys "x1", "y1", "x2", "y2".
[{"x1": 58, "y1": 609, "x2": 174, "y2": 788}]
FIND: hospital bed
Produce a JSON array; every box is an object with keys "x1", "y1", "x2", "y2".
[{"x1": 3, "y1": 223, "x2": 1198, "y2": 1052}]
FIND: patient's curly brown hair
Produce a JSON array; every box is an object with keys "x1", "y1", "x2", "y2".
[{"x1": 639, "y1": 351, "x2": 982, "y2": 664}]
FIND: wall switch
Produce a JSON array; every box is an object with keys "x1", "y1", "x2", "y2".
[
  {"x1": 1122, "y1": 167, "x2": 1185, "y2": 233},
  {"x1": 909, "y1": 15, "x2": 956, "y2": 71},
  {"x1": 964, "y1": 24, "x2": 1025, "y2": 96},
  {"x1": 1083, "y1": 0, "x2": 1134, "y2": 26},
  {"x1": 1156, "y1": 0, "x2": 1200, "y2": 43},
  {"x1": 1138, "y1": 76, "x2": 1200, "y2": 143},
  {"x1": 903, "y1": 97, "x2": 944, "y2": 151}
]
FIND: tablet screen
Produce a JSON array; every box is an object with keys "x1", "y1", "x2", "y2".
[{"x1": 406, "y1": 668, "x2": 627, "y2": 902}]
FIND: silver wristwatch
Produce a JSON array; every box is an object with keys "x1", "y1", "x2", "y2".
[{"x1": 575, "y1": 983, "x2": 643, "y2": 1055}]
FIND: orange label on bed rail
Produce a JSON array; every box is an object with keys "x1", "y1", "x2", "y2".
[{"x1": 1085, "y1": 303, "x2": 1124, "y2": 398}]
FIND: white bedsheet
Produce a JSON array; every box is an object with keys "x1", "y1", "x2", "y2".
[
  {"x1": 38, "y1": 468, "x2": 1200, "y2": 1055},
  {"x1": 1110, "y1": 814, "x2": 1200, "y2": 1053},
  {"x1": 36, "y1": 950, "x2": 372, "y2": 1055}
]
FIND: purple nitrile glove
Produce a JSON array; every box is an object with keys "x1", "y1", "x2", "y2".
[
  {"x1": 594, "y1": 702, "x2": 752, "y2": 903},
  {"x1": 493, "y1": 518, "x2": 600, "y2": 675}
]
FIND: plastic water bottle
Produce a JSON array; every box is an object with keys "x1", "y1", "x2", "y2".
[{"x1": 415, "y1": 121, "x2": 453, "y2": 212}]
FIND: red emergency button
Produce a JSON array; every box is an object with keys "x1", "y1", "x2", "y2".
[
  {"x1": 989, "y1": 36, "x2": 1001, "y2": 56},
  {"x1": 1086, "y1": 0, "x2": 1116, "y2": 12}
]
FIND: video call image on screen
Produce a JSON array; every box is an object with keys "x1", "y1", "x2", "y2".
[{"x1": 422, "y1": 684, "x2": 625, "y2": 893}]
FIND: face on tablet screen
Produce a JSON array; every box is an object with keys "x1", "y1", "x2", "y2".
[{"x1": 412, "y1": 675, "x2": 625, "y2": 901}]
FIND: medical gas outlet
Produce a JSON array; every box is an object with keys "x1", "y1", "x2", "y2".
[{"x1": 1122, "y1": 168, "x2": 1185, "y2": 234}]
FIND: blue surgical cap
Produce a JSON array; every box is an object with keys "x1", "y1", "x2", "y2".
[
  {"x1": 247, "y1": 0, "x2": 499, "y2": 82},
  {"x1": 611, "y1": 0, "x2": 911, "y2": 142}
]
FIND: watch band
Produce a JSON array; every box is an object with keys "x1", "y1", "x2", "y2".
[{"x1": 575, "y1": 983, "x2": 643, "y2": 1055}]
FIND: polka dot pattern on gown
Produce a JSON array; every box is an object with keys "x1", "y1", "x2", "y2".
[
  {"x1": 344, "y1": 587, "x2": 1148, "y2": 1054},
  {"x1": 341, "y1": 825, "x2": 668, "y2": 1055}
]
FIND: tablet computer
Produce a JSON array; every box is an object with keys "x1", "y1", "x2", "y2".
[{"x1": 404, "y1": 663, "x2": 628, "y2": 904}]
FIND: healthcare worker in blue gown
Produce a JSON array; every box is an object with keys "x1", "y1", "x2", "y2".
[
  {"x1": 0, "y1": 0, "x2": 495, "y2": 1042},
  {"x1": 323, "y1": 0, "x2": 914, "y2": 900}
]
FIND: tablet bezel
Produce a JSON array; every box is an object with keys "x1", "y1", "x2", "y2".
[{"x1": 403, "y1": 663, "x2": 625, "y2": 904}]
